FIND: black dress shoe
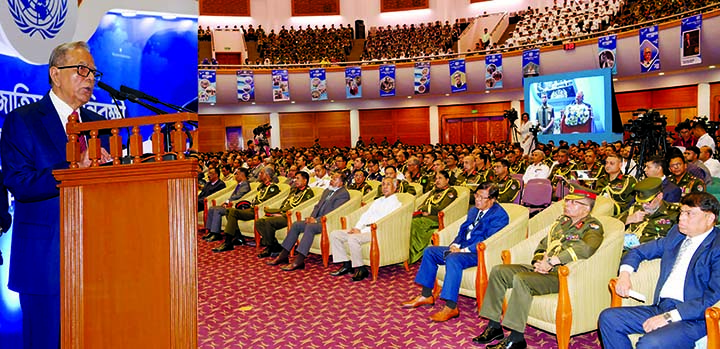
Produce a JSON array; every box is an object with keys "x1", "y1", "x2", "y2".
[
  {"x1": 232, "y1": 237, "x2": 245, "y2": 246},
  {"x1": 351, "y1": 267, "x2": 369, "y2": 281},
  {"x1": 471, "y1": 326, "x2": 504, "y2": 345},
  {"x1": 330, "y1": 266, "x2": 352, "y2": 276},
  {"x1": 266, "y1": 256, "x2": 289, "y2": 266},
  {"x1": 257, "y1": 248, "x2": 272, "y2": 258},
  {"x1": 485, "y1": 338, "x2": 526, "y2": 349},
  {"x1": 280, "y1": 262, "x2": 305, "y2": 271},
  {"x1": 201, "y1": 232, "x2": 213, "y2": 240},
  {"x1": 206, "y1": 234, "x2": 223, "y2": 242},
  {"x1": 212, "y1": 242, "x2": 234, "y2": 253}
]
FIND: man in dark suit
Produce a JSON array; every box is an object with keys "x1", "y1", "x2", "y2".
[
  {"x1": 197, "y1": 167, "x2": 226, "y2": 212},
  {"x1": 644, "y1": 156, "x2": 682, "y2": 203},
  {"x1": 202, "y1": 168, "x2": 251, "y2": 243},
  {"x1": 0, "y1": 41, "x2": 107, "y2": 349},
  {"x1": 599, "y1": 191, "x2": 720, "y2": 348},
  {"x1": 266, "y1": 172, "x2": 350, "y2": 271},
  {"x1": 402, "y1": 182, "x2": 509, "y2": 322}
]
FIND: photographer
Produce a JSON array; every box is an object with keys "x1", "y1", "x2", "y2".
[{"x1": 253, "y1": 123, "x2": 272, "y2": 157}]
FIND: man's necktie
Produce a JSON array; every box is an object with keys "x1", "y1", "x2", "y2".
[
  {"x1": 466, "y1": 210, "x2": 484, "y2": 240},
  {"x1": 670, "y1": 238, "x2": 692, "y2": 273},
  {"x1": 70, "y1": 111, "x2": 87, "y2": 153}
]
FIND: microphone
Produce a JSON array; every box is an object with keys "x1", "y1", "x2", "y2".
[
  {"x1": 97, "y1": 81, "x2": 132, "y2": 101},
  {"x1": 120, "y1": 85, "x2": 194, "y2": 113}
]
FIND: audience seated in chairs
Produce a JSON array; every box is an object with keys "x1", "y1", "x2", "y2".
[
  {"x1": 198, "y1": 167, "x2": 226, "y2": 212},
  {"x1": 362, "y1": 20, "x2": 460, "y2": 62},
  {"x1": 409, "y1": 170, "x2": 458, "y2": 264},
  {"x1": 403, "y1": 182, "x2": 509, "y2": 322},
  {"x1": 203, "y1": 168, "x2": 251, "y2": 242}
]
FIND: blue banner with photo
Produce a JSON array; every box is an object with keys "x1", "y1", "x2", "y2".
[
  {"x1": 449, "y1": 59, "x2": 467, "y2": 93},
  {"x1": 522, "y1": 49, "x2": 540, "y2": 80},
  {"x1": 598, "y1": 35, "x2": 617, "y2": 75},
  {"x1": 272, "y1": 69, "x2": 290, "y2": 102},
  {"x1": 379, "y1": 64, "x2": 396, "y2": 97},
  {"x1": 198, "y1": 70, "x2": 216, "y2": 104},
  {"x1": 309, "y1": 68, "x2": 328, "y2": 101},
  {"x1": 414, "y1": 62, "x2": 430, "y2": 95},
  {"x1": 485, "y1": 54, "x2": 503, "y2": 89},
  {"x1": 639, "y1": 25, "x2": 660, "y2": 73},
  {"x1": 236, "y1": 70, "x2": 254, "y2": 102},
  {"x1": 681, "y1": 14, "x2": 702, "y2": 66},
  {"x1": 345, "y1": 67, "x2": 362, "y2": 99}
]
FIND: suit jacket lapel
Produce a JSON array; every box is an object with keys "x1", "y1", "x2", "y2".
[
  {"x1": 686, "y1": 228, "x2": 717, "y2": 278},
  {"x1": 37, "y1": 94, "x2": 68, "y2": 158}
]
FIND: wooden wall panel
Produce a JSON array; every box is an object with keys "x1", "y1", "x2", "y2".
[
  {"x1": 280, "y1": 111, "x2": 350, "y2": 148},
  {"x1": 291, "y1": 0, "x2": 340, "y2": 16},
  {"x1": 615, "y1": 85, "x2": 696, "y2": 111},
  {"x1": 199, "y1": 0, "x2": 250, "y2": 16},
  {"x1": 438, "y1": 101, "x2": 511, "y2": 144},
  {"x1": 359, "y1": 107, "x2": 430, "y2": 145},
  {"x1": 198, "y1": 114, "x2": 270, "y2": 153},
  {"x1": 380, "y1": 0, "x2": 429, "y2": 12},
  {"x1": 711, "y1": 82, "x2": 720, "y2": 121}
]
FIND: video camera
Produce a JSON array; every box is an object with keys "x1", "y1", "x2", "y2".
[
  {"x1": 623, "y1": 109, "x2": 667, "y2": 143},
  {"x1": 503, "y1": 108, "x2": 519, "y2": 123},
  {"x1": 692, "y1": 116, "x2": 720, "y2": 138},
  {"x1": 253, "y1": 123, "x2": 272, "y2": 136}
]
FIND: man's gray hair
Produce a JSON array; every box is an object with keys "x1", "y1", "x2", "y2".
[{"x1": 48, "y1": 41, "x2": 90, "y2": 85}]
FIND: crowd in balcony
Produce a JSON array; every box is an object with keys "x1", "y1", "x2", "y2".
[
  {"x1": 253, "y1": 24, "x2": 355, "y2": 65},
  {"x1": 361, "y1": 20, "x2": 462, "y2": 61},
  {"x1": 613, "y1": 0, "x2": 717, "y2": 27}
]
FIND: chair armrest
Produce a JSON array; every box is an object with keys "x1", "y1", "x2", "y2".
[
  {"x1": 370, "y1": 223, "x2": 380, "y2": 281},
  {"x1": 707, "y1": 306, "x2": 720, "y2": 349},
  {"x1": 320, "y1": 216, "x2": 330, "y2": 267},
  {"x1": 557, "y1": 265, "x2": 572, "y2": 349},
  {"x1": 609, "y1": 278, "x2": 622, "y2": 308},
  {"x1": 476, "y1": 242, "x2": 488, "y2": 313},
  {"x1": 432, "y1": 211, "x2": 446, "y2": 246}
]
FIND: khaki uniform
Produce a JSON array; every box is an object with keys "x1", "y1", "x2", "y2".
[
  {"x1": 456, "y1": 170, "x2": 483, "y2": 186},
  {"x1": 373, "y1": 179, "x2": 416, "y2": 199},
  {"x1": 409, "y1": 186, "x2": 458, "y2": 263},
  {"x1": 495, "y1": 174, "x2": 521, "y2": 203},
  {"x1": 419, "y1": 173, "x2": 434, "y2": 193},
  {"x1": 479, "y1": 215, "x2": 604, "y2": 333},
  {"x1": 510, "y1": 159, "x2": 528, "y2": 175},
  {"x1": 224, "y1": 182, "x2": 282, "y2": 238},
  {"x1": 671, "y1": 172, "x2": 705, "y2": 197},
  {"x1": 257, "y1": 187, "x2": 316, "y2": 246},
  {"x1": 549, "y1": 161, "x2": 576, "y2": 187},
  {"x1": 617, "y1": 201, "x2": 680, "y2": 248},
  {"x1": 346, "y1": 181, "x2": 373, "y2": 195},
  {"x1": 596, "y1": 173, "x2": 637, "y2": 215}
]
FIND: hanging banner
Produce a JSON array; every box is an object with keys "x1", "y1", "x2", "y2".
[
  {"x1": 598, "y1": 35, "x2": 617, "y2": 75},
  {"x1": 309, "y1": 68, "x2": 328, "y2": 101},
  {"x1": 345, "y1": 67, "x2": 362, "y2": 98},
  {"x1": 449, "y1": 59, "x2": 467, "y2": 93},
  {"x1": 522, "y1": 49, "x2": 540, "y2": 79},
  {"x1": 639, "y1": 25, "x2": 660, "y2": 73},
  {"x1": 414, "y1": 62, "x2": 430, "y2": 95},
  {"x1": 485, "y1": 54, "x2": 503, "y2": 89},
  {"x1": 271, "y1": 69, "x2": 290, "y2": 102},
  {"x1": 236, "y1": 70, "x2": 255, "y2": 102},
  {"x1": 681, "y1": 14, "x2": 702, "y2": 66},
  {"x1": 198, "y1": 70, "x2": 216, "y2": 104},
  {"x1": 379, "y1": 64, "x2": 396, "y2": 97}
]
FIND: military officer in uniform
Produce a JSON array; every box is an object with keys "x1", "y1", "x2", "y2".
[
  {"x1": 508, "y1": 148, "x2": 527, "y2": 175},
  {"x1": 456, "y1": 155, "x2": 483, "y2": 186},
  {"x1": 221, "y1": 167, "x2": 282, "y2": 245},
  {"x1": 472, "y1": 185, "x2": 604, "y2": 349},
  {"x1": 578, "y1": 149, "x2": 605, "y2": 189},
  {"x1": 346, "y1": 169, "x2": 373, "y2": 195},
  {"x1": 409, "y1": 170, "x2": 458, "y2": 263},
  {"x1": 249, "y1": 172, "x2": 315, "y2": 255},
  {"x1": 549, "y1": 149, "x2": 576, "y2": 197},
  {"x1": 668, "y1": 153, "x2": 705, "y2": 197},
  {"x1": 405, "y1": 156, "x2": 424, "y2": 184},
  {"x1": 373, "y1": 165, "x2": 415, "y2": 198},
  {"x1": 493, "y1": 159, "x2": 521, "y2": 203},
  {"x1": 617, "y1": 177, "x2": 680, "y2": 250},
  {"x1": 596, "y1": 153, "x2": 637, "y2": 216}
]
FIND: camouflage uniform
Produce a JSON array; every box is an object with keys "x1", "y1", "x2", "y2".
[{"x1": 409, "y1": 186, "x2": 458, "y2": 263}]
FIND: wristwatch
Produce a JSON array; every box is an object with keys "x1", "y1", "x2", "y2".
[{"x1": 662, "y1": 312, "x2": 672, "y2": 323}]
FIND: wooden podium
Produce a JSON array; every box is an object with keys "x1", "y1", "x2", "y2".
[{"x1": 53, "y1": 113, "x2": 199, "y2": 348}]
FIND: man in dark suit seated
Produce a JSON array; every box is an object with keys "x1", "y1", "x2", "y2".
[
  {"x1": 266, "y1": 172, "x2": 350, "y2": 271},
  {"x1": 599, "y1": 192, "x2": 720, "y2": 348},
  {"x1": 0, "y1": 41, "x2": 109, "y2": 348},
  {"x1": 643, "y1": 156, "x2": 681, "y2": 203},
  {"x1": 197, "y1": 167, "x2": 226, "y2": 212},
  {"x1": 402, "y1": 182, "x2": 509, "y2": 322},
  {"x1": 202, "y1": 168, "x2": 251, "y2": 243}
]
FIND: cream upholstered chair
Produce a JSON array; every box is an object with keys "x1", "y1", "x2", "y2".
[
  {"x1": 501, "y1": 216, "x2": 625, "y2": 349},
  {"x1": 336, "y1": 193, "x2": 415, "y2": 281},
  {"x1": 275, "y1": 187, "x2": 325, "y2": 245},
  {"x1": 429, "y1": 186, "x2": 471, "y2": 245},
  {"x1": 218, "y1": 182, "x2": 261, "y2": 229},
  {"x1": 238, "y1": 183, "x2": 290, "y2": 248},
  {"x1": 526, "y1": 196, "x2": 615, "y2": 238},
  {"x1": 435, "y1": 204, "x2": 529, "y2": 312},
  {"x1": 361, "y1": 180, "x2": 381, "y2": 206},
  {"x1": 592, "y1": 195, "x2": 615, "y2": 217},
  {"x1": 199, "y1": 181, "x2": 258, "y2": 228},
  {"x1": 410, "y1": 183, "x2": 423, "y2": 197},
  {"x1": 305, "y1": 190, "x2": 363, "y2": 267}
]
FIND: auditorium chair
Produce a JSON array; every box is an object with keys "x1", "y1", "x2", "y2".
[
  {"x1": 410, "y1": 183, "x2": 423, "y2": 197},
  {"x1": 304, "y1": 190, "x2": 363, "y2": 267},
  {"x1": 275, "y1": 187, "x2": 325, "y2": 247},
  {"x1": 521, "y1": 178, "x2": 553, "y2": 216},
  {"x1": 435, "y1": 203, "x2": 529, "y2": 312},
  {"x1": 510, "y1": 174, "x2": 524, "y2": 204},
  {"x1": 338, "y1": 193, "x2": 415, "y2": 281},
  {"x1": 608, "y1": 259, "x2": 711, "y2": 348},
  {"x1": 199, "y1": 181, "x2": 259, "y2": 229},
  {"x1": 501, "y1": 216, "x2": 625, "y2": 349},
  {"x1": 527, "y1": 196, "x2": 615, "y2": 239},
  {"x1": 361, "y1": 180, "x2": 381, "y2": 206},
  {"x1": 238, "y1": 183, "x2": 291, "y2": 249},
  {"x1": 430, "y1": 186, "x2": 471, "y2": 245}
]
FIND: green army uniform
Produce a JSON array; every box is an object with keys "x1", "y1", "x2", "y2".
[
  {"x1": 448, "y1": 167, "x2": 463, "y2": 182},
  {"x1": 346, "y1": 181, "x2": 373, "y2": 195},
  {"x1": 510, "y1": 159, "x2": 528, "y2": 175},
  {"x1": 495, "y1": 174, "x2": 521, "y2": 203},
  {"x1": 456, "y1": 170, "x2": 483, "y2": 186},
  {"x1": 618, "y1": 201, "x2": 679, "y2": 248},
  {"x1": 671, "y1": 172, "x2": 705, "y2": 197},
  {"x1": 406, "y1": 170, "x2": 423, "y2": 184},
  {"x1": 543, "y1": 158, "x2": 554, "y2": 168},
  {"x1": 224, "y1": 182, "x2": 282, "y2": 238},
  {"x1": 419, "y1": 173, "x2": 434, "y2": 193},
  {"x1": 478, "y1": 214, "x2": 604, "y2": 333},
  {"x1": 409, "y1": 186, "x2": 458, "y2": 263},
  {"x1": 374, "y1": 179, "x2": 416, "y2": 199},
  {"x1": 578, "y1": 161, "x2": 605, "y2": 189},
  {"x1": 596, "y1": 173, "x2": 637, "y2": 216},
  {"x1": 549, "y1": 161, "x2": 576, "y2": 187},
  {"x1": 256, "y1": 186, "x2": 315, "y2": 247}
]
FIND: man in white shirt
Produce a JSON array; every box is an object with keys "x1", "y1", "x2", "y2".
[
  {"x1": 693, "y1": 122, "x2": 716, "y2": 153},
  {"x1": 523, "y1": 150, "x2": 551, "y2": 184},
  {"x1": 309, "y1": 164, "x2": 331, "y2": 189},
  {"x1": 328, "y1": 178, "x2": 403, "y2": 282},
  {"x1": 700, "y1": 146, "x2": 720, "y2": 178},
  {"x1": 599, "y1": 192, "x2": 720, "y2": 348}
]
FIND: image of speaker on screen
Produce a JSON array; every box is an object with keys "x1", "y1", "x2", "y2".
[
  {"x1": 561, "y1": 91, "x2": 594, "y2": 133},
  {"x1": 535, "y1": 92, "x2": 555, "y2": 134}
]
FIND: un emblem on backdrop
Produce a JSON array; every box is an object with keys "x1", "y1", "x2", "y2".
[{"x1": 7, "y1": 0, "x2": 67, "y2": 39}]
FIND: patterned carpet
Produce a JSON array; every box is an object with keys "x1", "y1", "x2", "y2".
[{"x1": 197, "y1": 237, "x2": 602, "y2": 349}]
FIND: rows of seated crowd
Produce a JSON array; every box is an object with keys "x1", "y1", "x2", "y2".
[
  {"x1": 255, "y1": 24, "x2": 355, "y2": 65},
  {"x1": 361, "y1": 20, "x2": 462, "y2": 62}
]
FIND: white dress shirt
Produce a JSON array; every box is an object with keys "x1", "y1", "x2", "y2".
[
  {"x1": 704, "y1": 158, "x2": 720, "y2": 178},
  {"x1": 354, "y1": 194, "x2": 402, "y2": 234},
  {"x1": 697, "y1": 133, "x2": 716, "y2": 153},
  {"x1": 309, "y1": 174, "x2": 331, "y2": 189},
  {"x1": 523, "y1": 163, "x2": 551, "y2": 183}
]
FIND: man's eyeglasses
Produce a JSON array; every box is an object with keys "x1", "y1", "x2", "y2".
[{"x1": 56, "y1": 65, "x2": 103, "y2": 81}]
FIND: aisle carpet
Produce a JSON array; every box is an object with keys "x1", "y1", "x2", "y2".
[{"x1": 197, "y1": 237, "x2": 601, "y2": 348}]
